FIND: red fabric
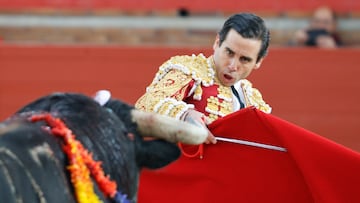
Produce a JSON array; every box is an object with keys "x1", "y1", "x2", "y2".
[
  {"x1": 184, "y1": 83, "x2": 223, "y2": 118},
  {"x1": 138, "y1": 107, "x2": 360, "y2": 203}
]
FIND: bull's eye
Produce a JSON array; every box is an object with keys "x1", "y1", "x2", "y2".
[{"x1": 127, "y1": 133, "x2": 135, "y2": 141}]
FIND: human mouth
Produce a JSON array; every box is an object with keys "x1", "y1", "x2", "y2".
[
  {"x1": 223, "y1": 74, "x2": 233, "y2": 81},
  {"x1": 220, "y1": 73, "x2": 234, "y2": 85}
]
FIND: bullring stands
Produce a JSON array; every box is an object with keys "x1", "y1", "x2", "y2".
[
  {"x1": 0, "y1": 0, "x2": 359, "y2": 14},
  {"x1": 0, "y1": 0, "x2": 359, "y2": 46}
]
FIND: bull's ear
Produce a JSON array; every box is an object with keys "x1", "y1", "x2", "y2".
[{"x1": 136, "y1": 140, "x2": 180, "y2": 169}]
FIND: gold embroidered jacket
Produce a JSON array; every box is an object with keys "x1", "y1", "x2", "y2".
[{"x1": 135, "y1": 54, "x2": 271, "y2": 123}]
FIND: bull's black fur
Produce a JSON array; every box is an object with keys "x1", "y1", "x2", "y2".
[
  {"x1": 105, "y1": 99, "x2": 183, "y2": 169},
  {"x1": 0, "y1": 92, "x2": 181, "y2": 203}
]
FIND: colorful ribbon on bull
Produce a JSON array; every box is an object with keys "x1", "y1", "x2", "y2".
[{"x1": 30, "y1": 113, "x2": 131, "y2": 203}]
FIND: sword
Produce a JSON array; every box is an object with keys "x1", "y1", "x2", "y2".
[{"x1": 215, "y1": 136, "x2": 287, "y2": 152}]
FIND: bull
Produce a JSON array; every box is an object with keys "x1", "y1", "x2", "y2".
[{"x1": 0, "y1": 92, "x2": 207, "y2": 203}]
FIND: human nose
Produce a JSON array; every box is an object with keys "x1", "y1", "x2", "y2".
[{"x1": 228, "y1": 58, "x2": 238, "y2": 71}]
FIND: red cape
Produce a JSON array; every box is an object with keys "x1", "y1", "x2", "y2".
[{"x1": 138, "y1": 107, "x2": 360, "y2": 203}]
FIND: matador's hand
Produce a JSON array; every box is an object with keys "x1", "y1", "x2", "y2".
[{"x1": 181, "y1": 109, "x2": 217, "y2": 144}]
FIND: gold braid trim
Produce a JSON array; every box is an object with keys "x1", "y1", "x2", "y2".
[
  {"x1": 136, "y1": 54, "x2": 214, "y2": 119},
  {"x1": 153, "y1": 98, "x2": 194, "y2": 120},
  {"x1": 241, "y1": 79, "x2": 272, "y2": 114},
  {"x1": 135, "y1": 54, "x2": 272, "y2": 122}
]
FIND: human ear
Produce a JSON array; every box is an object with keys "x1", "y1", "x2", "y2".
[
  {"x1": 254, "y1": 58, "x2": 263, "y2": 69},
  {"x1": 213, "y1": 34, "x2": 220, "y2": 50}
]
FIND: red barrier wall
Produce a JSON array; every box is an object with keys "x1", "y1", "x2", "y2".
[
  {"x1": 1, "y1": 45, "x2": 359, "y2": 152},
  {"x1": 0, "y1": 0, "x2": 358, "y2": 13}
]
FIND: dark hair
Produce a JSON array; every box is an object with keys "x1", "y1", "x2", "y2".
[{"x1": 218, "y1": 13, "x2": 270, "y2": 62}]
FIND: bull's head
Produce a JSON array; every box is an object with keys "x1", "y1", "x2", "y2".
[{"x1": 1, "y1": 92, "x2": 206, "y2": 203}]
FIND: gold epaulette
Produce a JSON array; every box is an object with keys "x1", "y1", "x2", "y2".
[
  {"x1": 241, "y1": 79, "x2": 272, "y2": 114},
  {"x1": 137, "y1": 54, "x2": 216, "y2": 119},
  {"x1": 154, "y1": 54, "x2": 215, "y2": 86},
  {"x1": 149, "y1": 54, "x2": 216, "y2": 101}
]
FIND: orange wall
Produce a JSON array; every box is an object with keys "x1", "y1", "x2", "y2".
[{"x1": 1, "y1": 45, "x2": 359, "y2": 152}]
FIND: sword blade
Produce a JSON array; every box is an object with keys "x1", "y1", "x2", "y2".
[{"x1": 215, "y1": 136, "x2": 287, "y2": 152}]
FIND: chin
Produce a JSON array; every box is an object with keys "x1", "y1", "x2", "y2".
[{"x1": 221, "y1": 81, "x2": 233, "y2": 87}]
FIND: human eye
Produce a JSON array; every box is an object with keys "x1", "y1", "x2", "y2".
[
  {"x1": 225, "y1": 48, "x2": 234, "y2": 56},
  {"x1": 240, "y1": 56, "x2": 252, "y2": 64}
]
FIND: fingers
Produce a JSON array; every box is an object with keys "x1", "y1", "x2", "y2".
[
  {"x1": 182, "y1": 109, "x2": 205, "y2": 127},
  {"x1": 182, "y1": 109, "x2": 217, "y2": 144},
  {"x1": 205, "y1": 132, "x2": 217, "y2": 144}
]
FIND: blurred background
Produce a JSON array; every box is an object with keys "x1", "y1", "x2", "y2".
[
  {"x1": 0, "y1": 0, "x2": 360, "y2": 152},
  {"x1": 0, "y1": 0, "x2": 359, "y2": 46}
]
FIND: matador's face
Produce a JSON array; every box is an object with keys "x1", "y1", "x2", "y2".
[{"x1": 212, "y1": 29, "x2": 263, "y2": 87}]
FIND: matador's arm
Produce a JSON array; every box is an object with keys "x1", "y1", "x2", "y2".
[{"x1": 135, "y1": 68, "x2": 195, "y2": 120}]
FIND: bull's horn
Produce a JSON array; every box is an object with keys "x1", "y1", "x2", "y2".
[{"x1": 131, "y1": 110, "x2": 207, "y2": 145}]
